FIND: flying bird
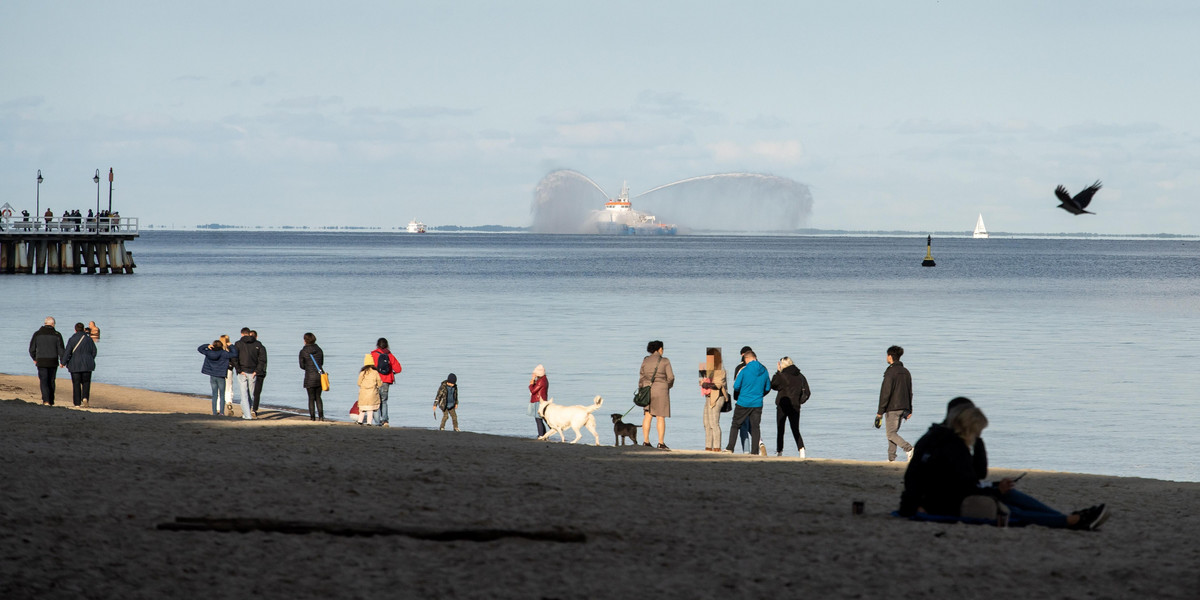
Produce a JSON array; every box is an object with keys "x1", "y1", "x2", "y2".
[{"x1": 1054, "y1": 181, "x2": 1102, "y2": 215}]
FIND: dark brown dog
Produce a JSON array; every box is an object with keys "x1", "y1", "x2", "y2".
[{"x1": 610, "y1": 413, "x2": 639, "y2": 446}]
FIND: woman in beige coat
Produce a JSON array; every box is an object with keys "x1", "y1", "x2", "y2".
[
  {"x1": 639, "y1": 340, "x2": 675, "y2": 449},
  {"x1": 699, "y1": 347, "x2": 728, "y2": 451},
  {"x1": 356, "y1": 362, "x2": 383, "y2": 426}
]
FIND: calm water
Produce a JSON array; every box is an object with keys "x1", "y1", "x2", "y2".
[{"x1": 4, "y1": 231, "x2": 1198, "y2": 482}]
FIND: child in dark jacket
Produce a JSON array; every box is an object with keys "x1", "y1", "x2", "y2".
[{"x1": 433, "y1": 374, "x2": 459, "y2": 431}]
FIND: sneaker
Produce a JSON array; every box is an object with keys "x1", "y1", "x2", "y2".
[
  {"x1": 382, "y1": 422, "x2": 390, "y2": 428},
  {"x1": 721, "y1": 449, "x2": 733, "y2": 454},
  {"x1": 454, "y1": 428, "x2": 460, "y2": 432},
  {"x1": 82, "y1": 398, "x2": 89, "y2": 408},
  {"x1": 775, "y1": 451, "x2": 782, "y2": 457},
  {"x1": 1087, "y1": 504, "x2": 1110, "y2": 530},
  {"x1": 799, "y1": 447, "x2": 807, "y2": 459},
  {"x1": 905, "y1": 448, "x2": 915, "y2": 461}
]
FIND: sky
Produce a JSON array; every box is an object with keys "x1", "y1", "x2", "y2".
[{"x1": 1, "y1": 0, "x2": 1198, "y2": 233}]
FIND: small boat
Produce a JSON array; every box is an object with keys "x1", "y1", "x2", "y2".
[
  {"x1": 973, "y1": 214, "x2": 988, "y2": 239},
  {"x1": 406, "y1": 219, "x2": 427, "y2": 233}
]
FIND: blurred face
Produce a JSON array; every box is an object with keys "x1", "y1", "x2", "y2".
[{"x1": 706, "y1": 356, "x2": 715, "y2": 370}]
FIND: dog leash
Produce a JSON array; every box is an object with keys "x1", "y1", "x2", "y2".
[{"x1": 621, "y1": 404, "x2": 637, "y2": 419}]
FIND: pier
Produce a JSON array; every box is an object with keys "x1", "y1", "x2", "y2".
[{"x1": 0, "y1": 217, "x2": 139, "y2": 274}]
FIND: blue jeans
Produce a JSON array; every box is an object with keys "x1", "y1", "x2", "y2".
[
  {"x1": 236, "y1": 372, "x2": 256, "y2": 419},
  {"x1": 377, "y1": 382, "x2": 390, "y2": 425},
  {"x1": 1002, "y1": 489, "x2": 1069, "y2": 528},
  {"x1": 210, "y1": 376, "x2": 226, "y2": 415}
]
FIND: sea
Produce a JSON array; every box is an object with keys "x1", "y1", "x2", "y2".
[{"x1": 3, "y1": 231, "x2": 1198, "y2": 482}]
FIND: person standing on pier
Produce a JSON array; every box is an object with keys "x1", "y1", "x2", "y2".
[
  {"x1": 233, "y1": 327, "x2": 260, "y2": 419},
  {"x1": 876, "y1": 345, "x2": 915, "y2": 462},
  {"x1": 369, "y1": 338, "x2": 403, "y2": 427},
  {"x1": 62, "y1": 323, "x2": 98, "y2": 407},
  {"x1": 29, "y1": 317, "x2": 65, "y2": 406},
  {"x1": 250, "y1": 330, "x2": 267, "y2": 415}
]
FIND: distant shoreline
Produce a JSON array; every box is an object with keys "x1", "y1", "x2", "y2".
[{"x1": 133, "y1": 226, "x2": 1199, "y2": 239}]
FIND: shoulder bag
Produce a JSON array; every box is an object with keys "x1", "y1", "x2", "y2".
[
  {"x1": 310, "y1": 354, "x2": 330, "y2": 392},
  {"x1": 633, "y1": 355, "x2": 662, "y2": 408}
]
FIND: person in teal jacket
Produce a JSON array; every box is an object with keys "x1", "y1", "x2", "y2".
[{"x1": 724, "y1": 349, "x2": 771, "y2": 454}]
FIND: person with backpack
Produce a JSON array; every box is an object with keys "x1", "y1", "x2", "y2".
[
  {"x1": 770, "y1": 356, "x2": 811, "y2": 458},
  {"x1": 433, "y1": 374, "x2": 460, "y2": 431},
  {"x1": 369, "y1": 338, "x2": 403, "y2": 427}
]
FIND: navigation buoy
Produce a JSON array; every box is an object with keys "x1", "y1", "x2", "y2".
[{"x1": 922, "y1": 235, "x2": 936, "y2": 267}]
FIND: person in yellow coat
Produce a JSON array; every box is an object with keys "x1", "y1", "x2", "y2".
[{"x1": 356, "y1": 355, "x2": 383, "y2": 426}]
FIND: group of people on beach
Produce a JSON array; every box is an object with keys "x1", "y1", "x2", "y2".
[
  {"x1": 196, "y1": 332, "x2": 461, "y2": 430},
  {"x1": 29, "y1": 315, "x2": 1111, "y2": 531},
  {"x1": 528, "y1": 341, "x2": 813, "y2": 456},
  {"x1": 198, "y1": 328, "x2": 267, "y2": 419},
  {"x1": 28, "y1": 316, "x2": 100, "y2": 407}
]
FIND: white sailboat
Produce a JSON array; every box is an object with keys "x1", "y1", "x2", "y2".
[{"x1": 973, "y1": 214, "x2": 989, "y2": 239}]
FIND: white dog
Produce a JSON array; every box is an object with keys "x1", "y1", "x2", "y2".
[{"x1": 537, "y1": 396, "x2": 604, "y2": 445}]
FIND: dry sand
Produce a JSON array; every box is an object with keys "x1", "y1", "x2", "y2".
[{"x1": 2, "y1": 373, "x2": 1198, "y2": 599}]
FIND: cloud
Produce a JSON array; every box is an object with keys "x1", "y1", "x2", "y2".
[
  {"x1": 348, "y1": 106, "x2": 477, "y2": 119},
  {"x1": 633, "y1": 90, "x2": 725, "y2": 126},
  {"x1": 742, "y1": 114, "x2": 790, "y2": 130},
  {"x1": 266, "y1": 96, "x2": 345, "y2": 110},
  {"x1": 707, "y1": 139, "x2": 804, "y2": 164},
  {"x1": 1, "y1": 96, "x2": 45, "y2": 111}
]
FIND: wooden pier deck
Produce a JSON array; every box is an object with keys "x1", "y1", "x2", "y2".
[{"x1": 0, "y1": 217, "x2": 139, "y2": 274}]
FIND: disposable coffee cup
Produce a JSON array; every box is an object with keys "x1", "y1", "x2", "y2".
[
  {"x1": 852, "y1": 501, "x2": 865, "y2": 515},
  {"x1": 996, "y1": 513, "x2": 1010, "y2": 528}
]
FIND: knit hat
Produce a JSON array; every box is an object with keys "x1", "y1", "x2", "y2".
[
  {"x1": 364, "y1": 353, "x2": 374, "y2": 366},
  {"x1": 532, "y1": 364, "x2": 545, "y2": 377},
  {"x1": 447, "y1": 373, "x2": 457, "y2": 384}
]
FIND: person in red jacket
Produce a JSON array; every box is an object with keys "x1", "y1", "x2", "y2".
[
  {"x1": 370, "y1": 338, "x2": 403, "y2": 427},
  {"x1": 529, "y1": 364, "x2": 548, "y2": 438}
]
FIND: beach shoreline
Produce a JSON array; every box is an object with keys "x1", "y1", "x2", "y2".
[{"x1": 2, "y1": 373, "x2": 1198, "y2": 598}]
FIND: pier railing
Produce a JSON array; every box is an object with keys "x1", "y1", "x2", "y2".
[{"x1": 0, "y1": 216, "x2": 138, "y2": 235}]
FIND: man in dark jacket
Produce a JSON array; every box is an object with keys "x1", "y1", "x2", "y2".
[
  {"x1": 29, "y1": 317, "x2": 65, "y2": 405},
  {"x1": 876, "y1": 345, "x2": 914, "y2": 461},
  {"x1": 899, "y1": 397, "x2": 986, "y2": 516},
  {"x1": 249, "y1": 330, "x2": 267, "y2": 414},
  {"x1": 232, "y1": 327, "x2": 260, "y2": 420}
]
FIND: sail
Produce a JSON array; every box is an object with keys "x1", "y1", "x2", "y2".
[{"x1": 973, "y1": 214, "x2": 988, "y2": 238}]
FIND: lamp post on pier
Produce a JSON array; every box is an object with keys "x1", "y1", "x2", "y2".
[
  {"x1": 94, "y1": 169, "x2": 101, "y2": 235},
  {"x1": 36, "y1": 170, "x2": 43, "y2": 231}
]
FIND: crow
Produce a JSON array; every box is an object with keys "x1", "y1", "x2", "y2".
[{"x1": 1055, "y1": 181, "x2": 1102, "y2": 215}]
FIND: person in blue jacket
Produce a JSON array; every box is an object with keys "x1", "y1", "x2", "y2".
[
  {"x1": 199, "y1": 339, "x2": 238, "y2": 416},
  {"x1": 724, "y1": 349, "x2": 772, "y2": 454}
]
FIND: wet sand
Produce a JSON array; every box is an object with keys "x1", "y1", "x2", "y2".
[{"x1": 1, "y1": 373, "x2": 1197, "y2": 599}]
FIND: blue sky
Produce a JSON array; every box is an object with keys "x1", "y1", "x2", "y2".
[{"x1": 2, "y1": 1, "x2": 1197, "y2": 233}]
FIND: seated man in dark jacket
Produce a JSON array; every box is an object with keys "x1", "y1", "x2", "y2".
[{"x1": 900, "y1": 399, "x2": 1111, "y2": 530}]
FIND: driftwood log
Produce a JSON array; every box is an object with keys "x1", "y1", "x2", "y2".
[{"x1": 157, "y1": 517, "x2": 586, "y2": 543}]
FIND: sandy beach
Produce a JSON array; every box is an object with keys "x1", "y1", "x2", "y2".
[{"x1": 2, "y1": 373, "x2": 1197, "y2": 599}]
